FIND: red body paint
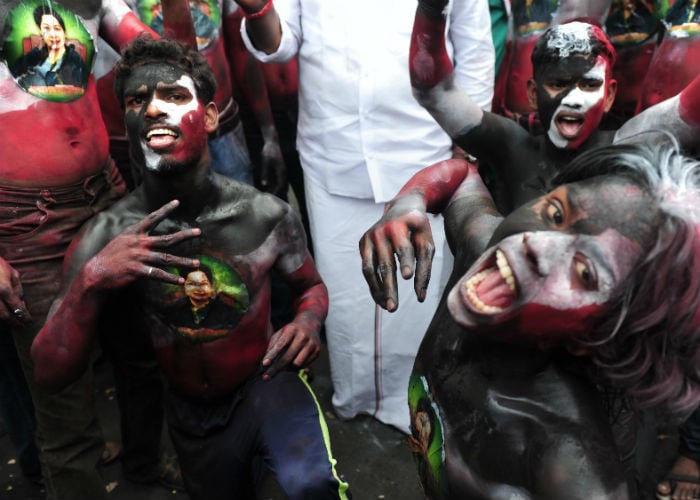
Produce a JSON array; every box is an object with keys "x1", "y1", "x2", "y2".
[{"x1": 409, "y1": 10, "x2": 453, "y2": 90}]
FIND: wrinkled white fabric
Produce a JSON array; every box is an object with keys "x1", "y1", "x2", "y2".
[{"x1": 243, "y1": 0, "x2": 494, "y2": 432}]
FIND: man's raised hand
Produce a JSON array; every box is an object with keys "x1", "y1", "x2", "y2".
[
  {"x1": 82, "y1": 200, "x2": 201, "y2": 291},
  {"x1": 359, "y1": 194, "x2": 435, "y2": 312}
]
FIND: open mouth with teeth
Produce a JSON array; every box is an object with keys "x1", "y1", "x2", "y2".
[
  {"x1": 146, "y1": 128, "x2": 179, "y2": 149},
  {"x1": 462, "y1": 249, "x2": 518, "y2": 315},
  {"x1": 555, "y1": 114, "x2": 584, "y2": 139}
]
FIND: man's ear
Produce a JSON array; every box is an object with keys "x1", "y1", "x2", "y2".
[
  {"x1": 204, "y1": 102, "x2": 219, "y2": 134},
  {"x1": 603, "y1": 79, "x2": 618, "y2": 113},
  {"x1": 526, "y1": 78, "x2": 538, "y2": 111}
]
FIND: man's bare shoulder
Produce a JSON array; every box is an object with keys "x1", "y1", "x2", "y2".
[{"x1": 212, "y1": 174, "x2": 289, "y2": 225}]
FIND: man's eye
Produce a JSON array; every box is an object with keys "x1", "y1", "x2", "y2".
[
  {"x1": 548, "y1": 81, "x2": 571, "y2": 91},
  {"x1": 573, "y1": 255, "x2": 598, "y2": 290},
  {"x1": 580, "y1": 80, "x2": 603, "y2": 91},
  {"x1": 126, "y1": 96, "x2": 145, "y2": 107},
  {"x1": 545, "y1": 200, "x2": 564, "y2": 225}
]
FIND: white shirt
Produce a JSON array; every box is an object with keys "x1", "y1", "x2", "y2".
[{"x1": 243, "y1": 0, "x2": 494, "y2": 202}]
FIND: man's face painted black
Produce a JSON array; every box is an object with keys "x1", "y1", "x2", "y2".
[
  {"x1": 536, "y1": 55, "x2": 613, "y2": 150},
  {"x1": 122, "y1": 63, "x2": 211, "y2": 176}
]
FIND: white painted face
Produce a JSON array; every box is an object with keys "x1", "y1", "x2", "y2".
[
  {"x1": 139, "y1": 75, "x2": 201, "y2": 173},
  {"x1": 546, "y1": 59, "x2": 608, "y2": 149},
  {"x1": 123, "y1": 61, "x2": 212, "y2": 176}
]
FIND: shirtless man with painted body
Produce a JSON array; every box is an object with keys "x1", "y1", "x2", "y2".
[
  {"x1": 0, "y1": 1, "x2": 155, "y2": 497},
  {"x1": 30, "y1": 36, "x2": 349, "y2": 500}
]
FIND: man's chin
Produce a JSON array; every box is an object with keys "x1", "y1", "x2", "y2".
[{"x1": 145, "y1": 160, "x2": 189, "y2": 176}]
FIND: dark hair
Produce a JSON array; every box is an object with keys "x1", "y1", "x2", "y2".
[
  {"x1": 113, "y1": 34, "x2": 216, "y2": 106},
  {"x1": 556, "y1": 140, "x2": 700, "y2": 419},
  {"x1": 33, "y1": 5, "x2": 66, "y2": 32},
  {"x1": 182, "y1": 264, "x2": 214, "y2": 284},
  {"x1": 531, "y1": 21, "x2": 616, "y2": 81}
]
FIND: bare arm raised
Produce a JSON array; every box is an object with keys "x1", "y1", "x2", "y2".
[
  {"x1": 31, "y1": 201, "x2": 200, "y2": 392},
  {"x1": 233, "y1": 0, "x2": 283, "y2": 54},
  {"x1": 409, "y1": 0, "x2": 484, "y2": 142},
  {"x1": 615, "y1": 73, "x2": 700, "y2": 150}
]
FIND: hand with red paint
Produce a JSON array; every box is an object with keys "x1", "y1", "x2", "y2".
[
  {"x1": 360, "y1": 194, "x2": 435, "y2": 313},
  {"x1": 0, "y1": 257, "x2": 30, "y2": 324},
  {"x1": 262, "y1": 314, "x2": 322, "y2": 380},
  {"x1": 81, "y1": 200, "x2": 202, "y2": 292}
]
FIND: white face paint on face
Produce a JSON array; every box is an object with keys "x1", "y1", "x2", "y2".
[
  {"x1": 547, "y1": 59, "x2": 608, "y2": 149},
  {"x1": 140, "y1": 75, "x2": 201, "y2": 173}
]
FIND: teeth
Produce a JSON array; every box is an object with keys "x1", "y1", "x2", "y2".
[
  {"x1": 560, "y1": 116, "x2": 581, "y2": 122},
  {"x1": 146, "y1": 128, "x2": 177, "y2": 139},
  {"x1": 464, "y1": 269, "x2": 504, "y2": 313},
  {"x1": 463, "y1": 249, "x2": 517, "y2": 314},
  {"x1": 496, "y1": 249, "x2": 516, "y2": 292}
]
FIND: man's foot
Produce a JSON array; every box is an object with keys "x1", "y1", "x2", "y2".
[
  {"x1": 657, "y1": 455, "x2": 700, "y2": 500},
  {"x1": 126, "y1": 452, "x2": 185, "y2": 492},
  {"x1": 99, "y1": 441, "x2": 122, "y2": 466},
  {"x1": 154, "y1": 452, "x2": 185, "y2": 491}
]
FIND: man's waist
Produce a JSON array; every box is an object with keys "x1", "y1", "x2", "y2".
[{"x1": 0, "y1": 158, "x2": 118, "y2": 205}]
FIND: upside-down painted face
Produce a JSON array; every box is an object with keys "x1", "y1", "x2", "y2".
[
  {"x1": 533, "y1": 54, "x2": 616, "y2": 150},
  {"x1": 447, "y1": 176, "x2": 657, "y2": 345},
  {"x1": 122, "y1": 63, "x2": 217, "y2": 175}
]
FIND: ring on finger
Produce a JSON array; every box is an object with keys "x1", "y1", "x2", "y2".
[{"x1": 148, "y1": 266, "x2": 154, "y2": 277}]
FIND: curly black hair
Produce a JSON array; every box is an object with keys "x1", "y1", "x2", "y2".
[{"x1": 113, "y1": 34, "x2": 216, "y2": 106}]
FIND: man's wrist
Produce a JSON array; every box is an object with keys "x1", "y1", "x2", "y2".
[
  {"x1": 417, "y1": 1, "x2": 448, "y2": 20},
  {"x1": 242, "y1": 0, "x2": 274, "y2": 20}
]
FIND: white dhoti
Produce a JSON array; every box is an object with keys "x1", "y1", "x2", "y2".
[{"x1": 304, "y1": 174, "x2": 452, "y2": 433}]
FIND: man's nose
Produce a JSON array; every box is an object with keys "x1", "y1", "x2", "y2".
[
  {"x1": 145, "y1": 99, "x2": 165, "y2": 118},
  {"x1": 561, "y1": 87, "x2": 585, "y2": 108}
]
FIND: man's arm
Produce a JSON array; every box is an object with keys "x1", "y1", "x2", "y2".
[
  {"x1": 261, "y1": 207, "x2": 327, "y2": 379},
  {"x1": 30, "y1": 201, "x2": 200, "y2": 392},
  {"x1": 410, "y1": 0, "x2": 485, "y2": 141},
  {"x1": 160, "y1": 0, "x2": 198, "y2": 49},
  {"x1": 99, "y1": 0, "x2": 159, "y2": 51},
  {"x1": 615, "y1": 73, "x2": 700, "y2": 151},
  {"x1": 224, "y1": 5, "x2": 287, "y2": 195},
  {"x1": 233, "y1": 0, "x2": 284, "y2": 54}
]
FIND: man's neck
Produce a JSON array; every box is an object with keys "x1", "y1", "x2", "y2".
[{"x1": 141, "y1": 164, "x2": 216, "y2": 221}]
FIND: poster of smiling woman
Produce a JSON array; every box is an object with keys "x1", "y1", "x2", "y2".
[{"x1": 4, "y1": 1, "x2": 94, "y2": 101}]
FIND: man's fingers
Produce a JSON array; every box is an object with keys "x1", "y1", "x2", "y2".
[
  {"x1": 292, "y1": 342, "x2": 319, "y2": 368},
  {"x1": 0, "y1": 300, "x2": 31, "y2": 324},
  {"x1": 413, "y1": 233, "x2": 435, "y2": 302},
  {"x1": 390, "y1": 230, "x2": 416, "y2": 280},
  {"x1": 360, "y1": 237, "x2": 385, "y2": 302},
  {"x1": 137, "y1": 199, "x2": 180, "y2": 233},
  {"x1": 262, "y1": 347, "x2": 291, "y2": 380},
  {"x1": 148, "y1": 227, "x2": 202, "y2": 248},
  {"x1": 374, "y1": 238, "x2": 399, "y2": 312}
]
